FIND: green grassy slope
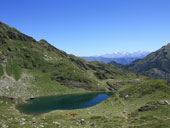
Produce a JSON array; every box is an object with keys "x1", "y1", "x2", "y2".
[
  {"x1": 127, "y1": 43, "x2": 170, "y2": 82},
  {"x1": 1, "y1": 79, "x2": 170, "y2": 128},
  {"x1": 0, "y1": 21, "x2": 142, "y2": 99}
]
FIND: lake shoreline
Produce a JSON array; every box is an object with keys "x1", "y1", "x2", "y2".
[{"x1": 16, "y1": 92, "x2": 114, "y2": 115}]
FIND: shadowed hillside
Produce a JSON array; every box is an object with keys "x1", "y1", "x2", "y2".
[{"x1": 127, "y1": 43, "x2": 170, "y2": 82}]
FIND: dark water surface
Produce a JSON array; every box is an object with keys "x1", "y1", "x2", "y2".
[{"x1": 17, "y1": 92, "x2": 113, "y2": 114}]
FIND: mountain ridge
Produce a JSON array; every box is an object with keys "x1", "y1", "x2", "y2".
[
  {"x1": 101, "y1": 51, "x2": 150, "y2": 58},
  {"x1": 126, "y1": 43, "x2": 170, "y2": 82},
  {"x1": 81, "y1": 51, "x2": 150, "y2": 64},
  {"x1": 0, "y1": 21, "x2": 36, "y2": 42}
]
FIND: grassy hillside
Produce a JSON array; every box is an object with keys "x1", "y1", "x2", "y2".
[
  {"x1": 1, "y1": 79, "x2": 170, "y2": 128},
  {"x1": 126, "y1": 43, "x2": 170, "y2": 82},
  {"x1": 0, "y1": 21, "x2": 143, "y2": 99}
]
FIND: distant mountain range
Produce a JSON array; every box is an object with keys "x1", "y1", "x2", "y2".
[
  {"x1": 81, "y1": 51, "x2": 150, "y2": 64},
  {"x1": 101, "y1": 51, "x2": 150, "y2": 58}
]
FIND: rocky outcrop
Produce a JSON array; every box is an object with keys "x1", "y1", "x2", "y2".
[
  {"x1": 0, "y1": 72, "x2": 35, "y2": 99},
  {"x1": 0, "y1": 21, "x2": 36, "y2": 42}
]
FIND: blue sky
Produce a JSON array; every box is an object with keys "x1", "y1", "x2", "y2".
[{"x1": 1, "y1": 0, "x2": 170, "y2": 56}]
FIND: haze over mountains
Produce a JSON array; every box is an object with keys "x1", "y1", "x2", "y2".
[{"x1": 82, "y1": 51, "x2": 150, "y2": 64}]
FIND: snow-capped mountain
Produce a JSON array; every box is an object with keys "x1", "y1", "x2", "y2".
[
  {"x1": 101, "y1": 51, "x2": 150, "y2": 58},
  {"x1": 81, "y1": 51, "x2": 150, "y2": 64}
]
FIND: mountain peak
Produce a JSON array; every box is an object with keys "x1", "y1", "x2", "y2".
[{"x1": 0, "y1": 21, "x2": 36, "y2": 42}]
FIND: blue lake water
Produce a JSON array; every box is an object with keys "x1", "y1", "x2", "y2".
[{"x1": 17, "y1": 92, "x2": 112, "y2": 115}]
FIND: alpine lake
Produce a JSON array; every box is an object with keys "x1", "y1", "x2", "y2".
[{"x1": 17, "y1": 92, "x2": 113, "y2": 115}]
